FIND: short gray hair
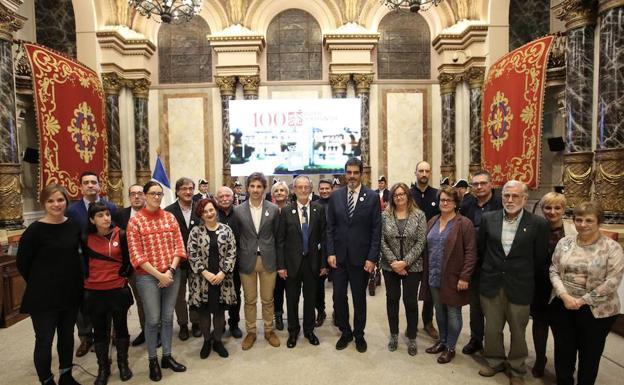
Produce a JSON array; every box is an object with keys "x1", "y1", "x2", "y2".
[
  {"x1": 271, "y1": 180, "x2": 289, "y2": 196},
  {"x1": 502, "y1": 180, "x2": 528, "y2": 197},
  {"x1": 293, "y1": 175, "x2": 312, "y2": 188},
  {"x1": 216, "y1": 186, "x2": 233, "y2": 196}
]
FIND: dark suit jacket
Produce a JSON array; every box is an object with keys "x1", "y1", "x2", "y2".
[
  {"x1": 277, "y1": 201, "x2": 326, "y2": 275},
  {"x1": 192, "y1": 193, "x2": 211, "y2": 203},
  {"x1": 478, "y1": 209, "x2": 549, "y2": 305},
  {"x1": 165, "y1": 201, "x2": 200, "y2": 269},
  {"x1": 420, "y1": 214, "x2": 477, "y2": 307},
  {"x1": 230, "y1": 200, "x2": 280, "y2": 274},
  {"x1": 114, "y1": 207, "x2": 132, "y2": 230},
  {"x1": 66, "y1": 198, "x2": 117, "y2": 232},
  {"x1": 326, "y1": 185, "x2": 382, "y2": 267},
  {"x1": 374, "y1": 189, "x2": 390, "y2": 204}
]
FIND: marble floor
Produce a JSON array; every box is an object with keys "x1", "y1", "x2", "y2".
[{"x1": 1, "y1": 282, "x2": 623, "y2": 385}]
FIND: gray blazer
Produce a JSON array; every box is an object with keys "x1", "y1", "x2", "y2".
[
  {"x1": 231, "y1": 200, "x2": 280, "y2": 274},
  {"x1": 380, "y1": 208, "x2": 427, "y2": 273}
]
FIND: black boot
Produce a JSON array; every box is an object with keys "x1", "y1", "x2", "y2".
[
  {"x1": 94, "y1": 342, "x2": 110, "y2": 385},
  {"x1": 115, "y1": 337, "x2": 133, "y2": 382},
  {"x1": 41, "y1": 376, "x2": 57, "y2": 385},
  {"x1": 148, "y1": 358, "x2": 161, "y2": 382},
  {"x1": 161, "y1": 355, "x2": 186, "y2": 372},
  {"x1": 58, "y1": 370, "x2": 81, "y2": 385}
]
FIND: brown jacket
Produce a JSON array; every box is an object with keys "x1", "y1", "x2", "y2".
[{"x1": 420, "y1": 214, "x2": 477, "y2": 307}]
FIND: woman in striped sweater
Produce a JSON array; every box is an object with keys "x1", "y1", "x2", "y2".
[{"x1": 127, "y1": 181, "x2": 187, "y2": 382}]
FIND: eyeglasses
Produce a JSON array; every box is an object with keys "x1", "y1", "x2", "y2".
[
  {"x1": 129, "y1": 192, "x2": 144, "y2": 197},
  {"x1": 179, "y1": 187, "x2": 194, "y2": 192},
  {"x1": 146, "y1": 192, "x2": 163, "y2": 198},
  {"x1": 393, "y1": 192, "x2": 407, "y2": 198},
  {"x1": 439, "y1": 198, "x2": 454, "y2": 204}
]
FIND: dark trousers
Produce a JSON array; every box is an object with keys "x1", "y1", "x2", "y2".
[
  {"x1": 227, "y1": 262, "x2": 242, "y2": 328},
  {"x1": 315, "y1": 275, "x2": 326, "y2": 314},
  {"x1": 286, "y1": 258, "x2": 318, "y2": 335},
  {"x1": 274, "y1": 274, "x2": 286, "y2": 316},
  {"x1": 549, "y1": 298, "x2": 616, "y2": 385},
  {"x1": 90, "y1": 306, "x2": 130, "y2": 345},
  {"x1": 175, "y1": 268, "x2": 199, "y2": 326},
  {"x1": 76, "y1": 308, "x2": 93, "y2": 341},
  {"x1": 421, "y1": 297, "x2": 434, "y2": 325},
  {"x1": 198, "y1": 305, "x2": 225, "y2": 342},
  {"x1": 332, "y1": 263, "x2": 368, "y2": 338},
  {"x1": 531, "y1": 301, "x2": 550, "y2": 369},
  {"x1": 468, "y1": 271, "x2": 484, "y2": 342},
  {"x1": 128, "y1": 274, "x2": 145, "y2": 330},
  {"x1": 31, "y1": 307, "x2": 78, "y2": 382},
  {"x1": 383, "y1": 270, "x2": 420, "y2": 338}
]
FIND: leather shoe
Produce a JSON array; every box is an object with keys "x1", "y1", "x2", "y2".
[
  {"x1": 335, "y1": 335, "x2": 353, "y2": 350},
  {"x1": 355, "y1": 337, "x2": 367, "y2": 353},
  {"x1": 191, "y1": 323, "x2": 202, "y2": 338},
  {"x1": 425, "y1": 341, "x2": 446, "y2": 354},
  {"x1": 230, "y1": 325, "x2": 243, "y2": 339},
  {"x1": 304, "y1": 332, "x2": 320, "y2": 346},
  {"x1": 148, "y1": 358, "x2": 161, "y2": 382},
  {"x1": 178, "y1": 325, "x2": 189, "y2": 341},
  {"x1": 241, "y1": 333, "x2": 256, "y2": 350},
  {"x1": 75, "y1": 339, "x2": 92, "y2": 357},
  {"x1": 287, "y1": 335, "x2": 297, "y2": 348},
  {"x1": 131, "y1": 331, "x2": 145, "y2": 346},
  {"x1": 531, "y1": 358, "x2": 547, "y2": 378},
  {"x1": 274, "y1": 313, "x2": 284, "y2": 331},
  {"x1": 200, "y1": 339, "x2": 211, "y2": 359},
  {"x1": 437, "y1": 349, "x2": 455, "y2": 364},
  {"x1": 423, "y1": 323, "x2": 439, "y2": 340},
  {"x1": 315, "y1": 311, "x2": 326, "y2": 327},
  {"x1": 161, "y1": 355, "x2": 186, "y2": 372},
  {"x1": 265, "y1": 331, "x2": 280, "y2": 347},
  {"x1": 462, "y1": 338, "x2": 483, "y2": 355},
  {"x1": 509, "y1": 377, "x2": 525, "y2": 385},
  {"x1": 479, "y1": 364, "x2": 506, "y2": 377},
  {"x1": 213, "y1": 341, "x2": 229, "y2": 358}
]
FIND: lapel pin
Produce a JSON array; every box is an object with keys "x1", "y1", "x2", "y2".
[
  {"x1": 359, "y1": 197, "x2": 364, "y2": 202},
  {"x1": 431, "y1": 202, "x2": 436, "y2": 206},
  {"x1": 191, "y1": 220, "x2": 195, "y2": 225},
  {"x1": 523, "y1": 227, "x2": 526, "y2": 232},
  {"x1": 291, "y1": 209, "x2": 296, "y2": 214},
  {"x1": 265, "y1": 211, "x2": 269, "y2": 216},
  {"x1": 313, "y1": 208, "x2": 316, "y2": 212},
  {"x1": 113, "y1": 241, "x2": 119, "y2": 247}
]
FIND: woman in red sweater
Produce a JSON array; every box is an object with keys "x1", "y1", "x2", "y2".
[
  {"x1": 127, "y1": 181, "x2": 187, "y2": 382},
  {"x1": 82, "y1": 202, "x2": 134, "y2": 385}
]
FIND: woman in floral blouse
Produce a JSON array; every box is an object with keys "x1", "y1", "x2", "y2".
[
  {"x1": 187, "y1": 197, "x2": 237, "y2": 359},
  {"x1": 549, "y1": 201, "x2": 624, "y2": 385}
]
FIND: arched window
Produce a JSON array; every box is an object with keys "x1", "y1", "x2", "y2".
[
  {"x1": 509, "y1": 0, "x2": 550, "y2": 50},
  {"x1": 158, "y1": 16, "x2": 212, "y2": 84},
  {"x1": 377, "y1": 12, "x2": 431, "y2": 79},
  {"x1": 266, "y1": 9, "x2": 322, "y2": 81},
  {"x1": 35, "y1": 0, "x2": 77, "y2": 58}
]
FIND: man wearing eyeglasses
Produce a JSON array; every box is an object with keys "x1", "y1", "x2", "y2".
[{"x1": 165, "y1": 177, "x2": 201, "y2": 341}]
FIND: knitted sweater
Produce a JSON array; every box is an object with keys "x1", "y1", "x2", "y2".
[{"x1": 127, "y1": 208, "x2": 186, "y2": 275}]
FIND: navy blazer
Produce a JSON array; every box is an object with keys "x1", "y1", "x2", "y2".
[
  {"x1": 66, "y1": 198, "x2": 117, "y2": 232},
  {"x1": 326, "y1": 185, "x2": 381, "y2": 267}
]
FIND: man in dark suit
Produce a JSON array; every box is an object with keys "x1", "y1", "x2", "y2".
[
  {"x1": 277, "y1": 176, "x2": 327, "y2": 348},
  {"x1": 192, "y1": 178, "x2": 211, "y2": 203},
  {"x1": 326, "y1": 158, "x2": 381, "y2": 353},
  {"x1": 230, "y1": 172, "x2": 281, "y2": 350},
  {"x1": 66, "y1": 171, "x2": 117, "y2": 357},
  {"x1": 314, "y1": 179, "x2": 333, "y2": 327},
  {"x1": 113, "y1": 183, "x2": 149, "y2": 346},
  {"x1": 477, "y1": 180, "x2": 549, "y2": 385},
  {"x1": 375, "y1": 175, "x2": 390, "y2": 207},
  {"x1": 165, "y1": 177, "x2": 201, "y2": 340}
]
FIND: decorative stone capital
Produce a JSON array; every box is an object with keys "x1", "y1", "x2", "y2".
[
  {"x1": 563, "y1": 151, "x2": 594, "y2": 209},
  {"x1": 353, "y1": 73, "x2": 373, "y2": 94},
  {"x1": 136, "y1": 169, "x2": 151, "y2": 187},
  {"x1": 329, "y1": 73, "x2": 350, "y2": 95},
  {"x1": 107, "y1": 169, "x2": 124, "y2": 208},
  {"x1": 102, "y1": 72, "x2": 124, "y2": 95},
  {"x1": 438, "y1": 72, "x2": 458, "y2": 95},
  {"x1": 554, "y1": 0, "x2": 597, "y2": 30},
  {"x1": 0, "y1": 3, "x2": 25, "y2": 41},
  {"x1": 215, "y1": 76, "x2": 237, "y2": 97},
  {"x1": 239, "y1": 75, "x2": 260, "y2": 97},
  {"x1": 599, "y1": 0, "x2": 624, "y2": 14},
  {"x1": 440, "y1": 164, "x2": 456, "y2": 185},
  {"x1": 0, "y1": 162, "x2": 23, "y2": 229},
  {"x1": 126, "y1": 78, "x2": 151, "y2": 98},
  {"x1": 465, "y1": 67, "x2": 485, "y2": 89},
  {"x1": 593, "y1": 148, "x2": 624, "y2": 213}
]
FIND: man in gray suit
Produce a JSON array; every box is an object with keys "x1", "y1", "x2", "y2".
[{"x1": 231, "y1": 172, "x2": 281, "y2": 350}]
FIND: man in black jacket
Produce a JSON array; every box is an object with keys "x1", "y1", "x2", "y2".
[
  {"x1": 477, "y1": 180, "x2": 549, "y2": 384},
  {"x1": 165, "y1": 177, "x2": 201, "y2": 340}
]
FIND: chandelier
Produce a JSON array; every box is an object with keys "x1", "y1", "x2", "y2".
[
  {"x1": 381, "y1": 0, "x2": 443, "y2": 13},
  {"x1": 128, "y1": 0, "x2": 202, "y2": 24}
]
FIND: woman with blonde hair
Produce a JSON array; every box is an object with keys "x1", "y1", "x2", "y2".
[{"x1": 380, "y1": 182, "x2": 427, "y2": 355}]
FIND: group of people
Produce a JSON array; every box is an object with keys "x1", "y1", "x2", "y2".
[{"x1": 16, "y1": 159, "x2": 624, "y2": 385}]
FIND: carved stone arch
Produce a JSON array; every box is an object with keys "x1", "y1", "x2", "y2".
[
  {"x1": 245, "y1": 0, "x2": 339, "y2": 34},
  {"x1": 364, "y1": 3, "x2": 443, "y2": 37}
]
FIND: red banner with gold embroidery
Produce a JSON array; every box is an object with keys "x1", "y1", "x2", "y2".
[
  {"x1": 24, "y1": 43, "x2": 108, "y2": 199},
  {"x1": 481, "y1": 36, "x2": 554, "y2": 189}
]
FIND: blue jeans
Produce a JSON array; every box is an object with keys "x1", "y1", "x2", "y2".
[
  {"x1": 135, "y1": 269, "x2": 181, "y2": 359},
  {"x1": 430, "y1": 287, "x2": 463, "y2": 350}
]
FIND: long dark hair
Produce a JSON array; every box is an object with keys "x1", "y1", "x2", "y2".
[{"x1": 86, "y1": 201, "x2": 112, "y2": 234}]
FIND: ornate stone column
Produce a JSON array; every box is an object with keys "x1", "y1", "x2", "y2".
[
  {"x1": 594, "y1": 0, "x2": 624, "y2": 218},
  {"x1": 240, "y1": 75, "x2": 259, "y2": 101},
  {"x1": 329, "y1": 73, "x2": 350, "y2": 98},
  {"x1": 466, "y1": 67, "x2": 485, "y2": 177},
  {"x1": 353, "y1": 73, "x2": 373, "y2": 185},
  {"x1": 0, "y1": 4, "x2": 25, "y2": 229},
  {"x1": 102, "y1": 73, "x2": 124, "y2": 207},
  {"x1": 555, "y1": 0, "x2": 597, "y2": 208},
  {"x1": 127, "y1": 78, "x2": 151, "y2": 186},
  {"x1": 439, "y1": 72, "x2": 458, "y2": 184},
  {"x1": 215, "y1": 76, "x2": 237, "y2": 185}
]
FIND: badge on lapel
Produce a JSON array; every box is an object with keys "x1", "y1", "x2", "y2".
[
  {"x1": 359, "y1": 197, "x2": 364, "y2": 202},
  {"x1": 291, "y1": 209, "x2": 296, "y2": 214},
  {"x1": 113, "y1": 241, "x2": 119, "y2": 247},
  {"x1": 265, "y1": 211, "x2": 269, "y2": 217}
]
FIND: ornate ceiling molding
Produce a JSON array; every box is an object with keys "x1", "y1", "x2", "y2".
[
  {"x1": 553, "y1": 0, "x2": 598, "y2": 30},
  {"x1": 432, "y1": 24, "x2": 488, "y2": 53}
]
